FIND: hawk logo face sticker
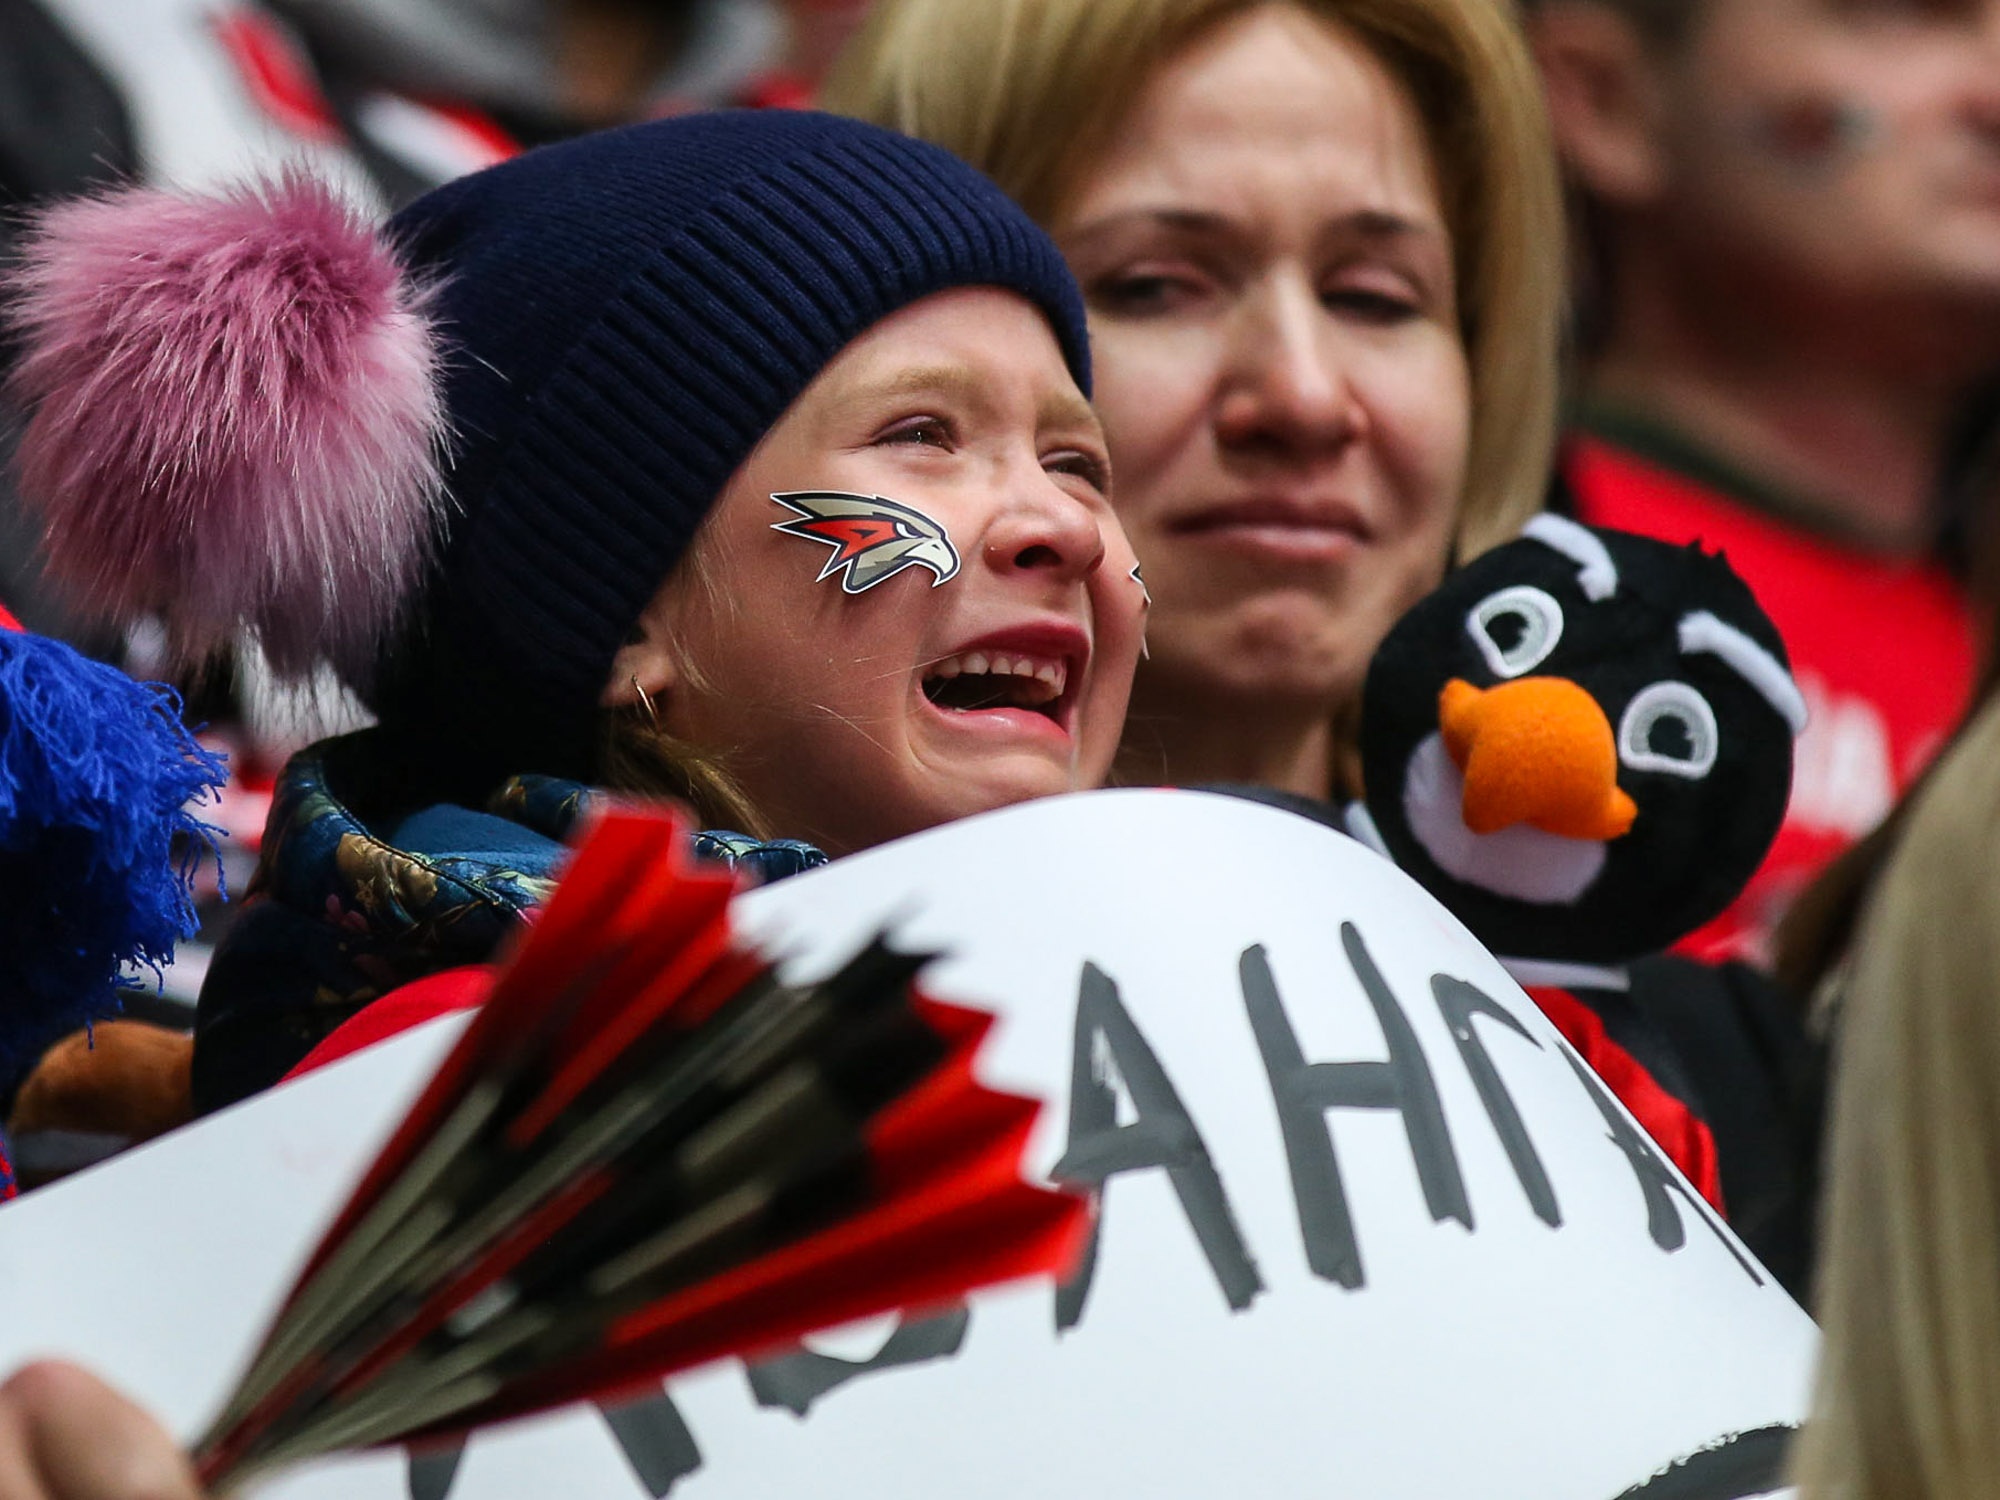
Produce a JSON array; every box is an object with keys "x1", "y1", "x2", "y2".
[{"x1": 770, "y1": 491, "x2": 962, "y2": 595}]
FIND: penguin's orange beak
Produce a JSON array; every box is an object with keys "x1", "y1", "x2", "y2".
[{"x1": 1438, "y1": 677, "x2": 1638, "y2": 841}]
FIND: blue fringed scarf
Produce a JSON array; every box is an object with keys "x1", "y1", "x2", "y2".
[{"x1": 0, "y1": 629, "x2": 226, "y2": 1089}]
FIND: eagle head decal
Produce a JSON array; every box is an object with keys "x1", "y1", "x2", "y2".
[{"x1": 769, "y1": 491, "x2": 962, "y2": 594}]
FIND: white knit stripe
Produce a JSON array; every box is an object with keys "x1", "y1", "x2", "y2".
[
  {"x1": 1523, "y1": 513, "x2": 1619, "y2": 600},
  {"x1": 1499, "y1": 956, "x2": 1632, "y2": 993},
  {"x1": 1678, "y1": 610, "x2": 1809, "y2": 734}
]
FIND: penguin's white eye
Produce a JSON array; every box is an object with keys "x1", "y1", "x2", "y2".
[
  {"x1": 1467, "y1": 585, "x2": 1564, "y2": 678},
  {"x1": 1619, "y1": 682, "x2": 1719, "y2": 778}
]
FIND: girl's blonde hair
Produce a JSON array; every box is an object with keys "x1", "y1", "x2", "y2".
[
  {"x1": 821, "y1": 0, "x2": 1564, "y2": 558},
  {"x1": 1791, "y1": 693, "x2": 2000, "y2": 1500}
]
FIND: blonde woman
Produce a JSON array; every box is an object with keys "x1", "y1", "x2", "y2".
[
  {"x1": 1790, "y1": 689, "x2": 2000, "y2": 1500},
  {"x1": 825, "y1": 0, "x2": 1564, "y2": 799}
]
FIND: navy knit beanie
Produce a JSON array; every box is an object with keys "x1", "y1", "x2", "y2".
[{"x1": 365, "y1": 110, "x2": 1090, "y2": 785}]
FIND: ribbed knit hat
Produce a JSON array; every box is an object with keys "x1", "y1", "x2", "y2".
[
  {"x1": 5, "y1": 111, "x2": 1089, "y2": 787},
  {"x1": 381, "y1": 110, "x2": 1091, "y2": 778}
]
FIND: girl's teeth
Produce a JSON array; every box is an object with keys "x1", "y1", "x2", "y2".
[{"x1": 924, "y1": 651, "x2": 1069, "y2": 694}]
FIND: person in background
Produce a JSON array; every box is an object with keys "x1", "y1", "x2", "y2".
[
  {"x1": 826, "y1": 0, "x2": 1827, "y2": 1286},
  {"x1": 824, "y1": 0, "x2": 1565, "y2": 802},
  {"x1": 741, "y1": 0, "x2": 880, "y2": 107},
  {"x1": 1525, "y1": 0, "x2": 2000, "y2": 964},
  {"x1": 1787, "y1": 681, "x2": 2000, "y2": 1500},
  {"x1": 266, "y1": 0, "x2": 795, "y2": 166}
]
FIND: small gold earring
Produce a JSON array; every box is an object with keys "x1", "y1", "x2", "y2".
[{"x1": 631, "y1": 675, "x2": 659, "y2": 729}]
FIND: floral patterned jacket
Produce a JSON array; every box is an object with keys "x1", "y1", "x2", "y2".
[{"x1": 191, "y1": 732, "x2": 826, "y2": 1114}]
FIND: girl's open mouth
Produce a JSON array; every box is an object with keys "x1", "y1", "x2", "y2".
[{"x1": 921, "y1": 650, "x2": 1068, "y2": 721}]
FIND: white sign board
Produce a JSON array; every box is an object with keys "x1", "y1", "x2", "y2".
[{"x1": 0, "y1": 790, "x2": 1815, "y2": 1499}]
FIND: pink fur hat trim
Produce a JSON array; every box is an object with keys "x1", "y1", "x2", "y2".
[{"x1": 5, "y1": 171, "x2": 445, "y2": 686}]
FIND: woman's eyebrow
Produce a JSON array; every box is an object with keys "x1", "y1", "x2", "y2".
[
  {"x1": 1059, "y1": 206, "x2": 1235, "y2": 249},
  {"x1": 1335, "y1": 208, "x2": 1444, "y2": 243}
]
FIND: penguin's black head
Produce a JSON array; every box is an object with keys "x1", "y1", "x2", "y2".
[{"x1": 1358, "y1": 516, "x2": 1803, "y2": 965}]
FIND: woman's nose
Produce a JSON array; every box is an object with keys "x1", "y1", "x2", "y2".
[
  {"x1": 984, "y1": 477, "x2": 1109, "y2": 583},
  {"x1": 1213, "y1": 273, "x2": 1364, "y2": 459}
]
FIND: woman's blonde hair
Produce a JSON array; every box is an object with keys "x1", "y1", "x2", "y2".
[
  {"x1": 821, "y1": 0, "x2": 1564, "y2": 559},
  {"x1": 1791, "y1": 693, "x2": 2000, "y2": 1500}
]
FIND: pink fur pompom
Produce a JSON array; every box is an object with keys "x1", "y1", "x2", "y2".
[{"x1": 5, "y1": 172, "x2": 445, "y2": 686}]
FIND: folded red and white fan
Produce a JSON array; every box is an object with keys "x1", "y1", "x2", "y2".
[{"x1": 192, "y1": 809, "x2": 1085, "y2": 1492}]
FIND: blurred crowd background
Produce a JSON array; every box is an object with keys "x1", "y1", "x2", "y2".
[
  {"x1": 7, "y1": 0, "x2": 1994, "y2": 993},
  {"x1": 1, "y1": 0, "x2": 1999, "y2": 1490}
]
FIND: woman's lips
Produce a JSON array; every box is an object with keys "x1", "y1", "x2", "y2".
[{"x1": 1167, "y1": 496, "x2": 1370, "y2": 562}]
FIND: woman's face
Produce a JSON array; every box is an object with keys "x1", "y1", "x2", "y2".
[
  {"x1": 1054, "y1": 3, "x2": 1470, "y2": 723},
  {"x1": 619, "y1": 287, "x2": 1144, "y2": 857}
]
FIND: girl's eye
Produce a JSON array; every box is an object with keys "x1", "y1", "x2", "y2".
[
  {"x1": 1044, "y1": 449, "x2": 1111, "y2": 494},
  {"x1": 877, "y1": 416, "x2": 953, "y2": 449}
]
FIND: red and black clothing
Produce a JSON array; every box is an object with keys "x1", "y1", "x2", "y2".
[{"x1": 1522, "y1": 959, "x2": 1822, "y2": 1299}]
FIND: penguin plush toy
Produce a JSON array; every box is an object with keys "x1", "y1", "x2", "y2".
[
  {"x1": 1349, "y1": 515, "x2": 1824, "y2": 1293},
  {"x1": 1353, "y1": 512, "x2": 1805, "y2": 976}
]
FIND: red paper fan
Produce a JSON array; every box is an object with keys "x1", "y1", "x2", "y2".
[{"x1": 192, "y1": 809, "x2": 1085, "y2": 1492}]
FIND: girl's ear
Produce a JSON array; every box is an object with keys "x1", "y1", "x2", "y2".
[{"x1": 602, "y1": 595, "x2": 683, "y2": 710}]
